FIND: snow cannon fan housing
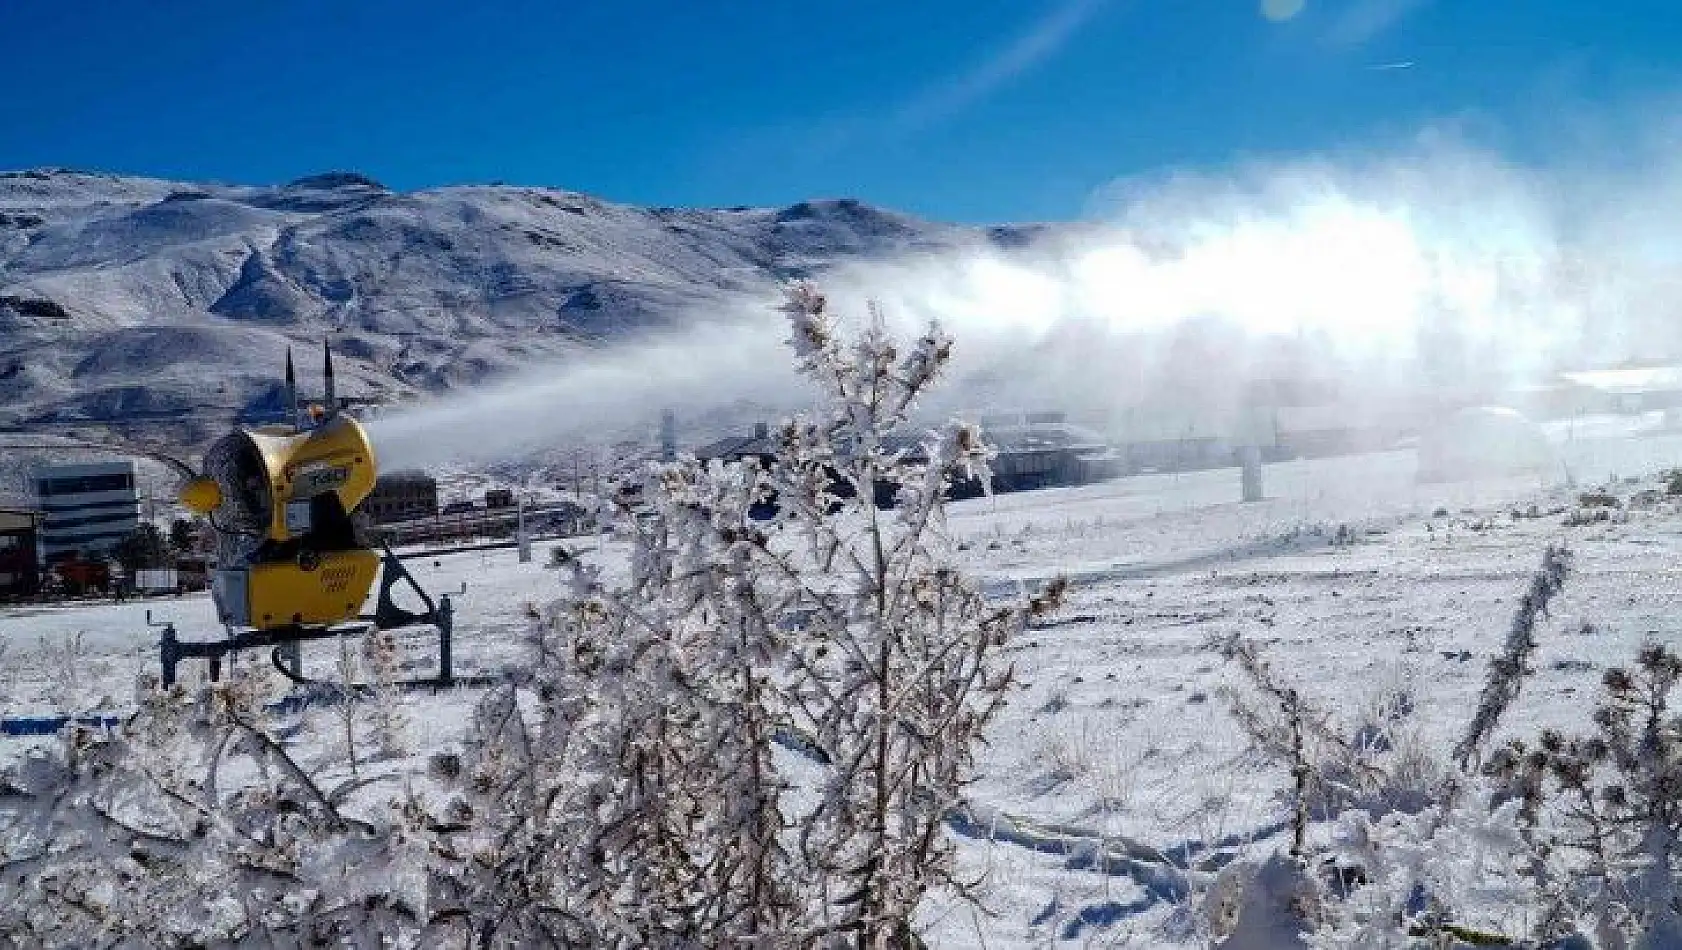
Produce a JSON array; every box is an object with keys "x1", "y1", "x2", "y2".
[{"x1": 187, "y1": 412, "x2": 380, "y2": 631}]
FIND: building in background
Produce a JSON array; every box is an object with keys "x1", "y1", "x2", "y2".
[
  {"x1": 692, "y1": 422, "x2": 777, "y2": 468},
  {"x1": 362, "y1": 471, "x2": 439, "y2": 524},
  {"x1": 34, "y1": 461, "x2": 138, "y2": 561},
  {"x1": 693, "y1": 414, "x2": 1125, "y2": 501},
  {"x1": 0, "y1": 508, "x2": 41, "y2": 600},
  {"x1": 983, "y1": 412, "x2": 1124, "y2": 492},
  {"x1": 1556, "y1": 366, "x2": 1682, "y2": 416},
  {"x1": 1498, "y1": 364, "x2": 1682, "y2": 422}
]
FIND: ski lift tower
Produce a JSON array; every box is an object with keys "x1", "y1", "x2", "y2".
[{"x1": 1237, "y1": 391, "x2": 1278, "y2": 504}]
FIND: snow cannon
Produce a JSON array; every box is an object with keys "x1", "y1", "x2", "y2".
[
  {"x1": 184, "y1": 409, "x2": 378, "y2": 627},
  {"x1": 165, "y1": 344, "x2": 455, "y2": 688}
]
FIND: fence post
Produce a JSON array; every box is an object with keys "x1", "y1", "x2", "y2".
[
  {"x1": 437, "y1": 594, "x2": 454, "y2": 685},
  {"x1": 159, "y1": 622, "x2": 180, "y2": 687}
]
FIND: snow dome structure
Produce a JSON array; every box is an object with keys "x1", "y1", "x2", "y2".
[{"x1": 1416, "y1": 405, "x2": 1554, "y2": 483}]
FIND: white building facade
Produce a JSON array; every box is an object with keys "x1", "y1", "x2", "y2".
[{"x1": 34, "y1": 461, "x2": 139, "y2": 560}]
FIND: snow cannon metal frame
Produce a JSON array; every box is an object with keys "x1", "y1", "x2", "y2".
[{"x1": 163, "y1": 344, "x2": 457, "y2": 689}]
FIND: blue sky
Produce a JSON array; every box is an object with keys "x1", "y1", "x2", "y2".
[{"x1": 3, "y1": 0, "x2": 1680, "y2": 222}]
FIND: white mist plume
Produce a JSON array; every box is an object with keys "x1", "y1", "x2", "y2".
[
  {"x1": 370, "y1": 316, "x2": 798, "y2": 471},
  {"x1": 371, "y1": 128, "x2": 1682, "y2": 470},
  {"x1": 824, "y1": 131, "x2": 1682, "y2": 426}
]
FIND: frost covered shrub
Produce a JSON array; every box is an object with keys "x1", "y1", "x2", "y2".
[
  {"x1": 1212, "y1": 642, "x2": 1466, "y2": 947},
  {"x1": 1214, "y1": 545, "x2": 1586, "y2": 947},
  {"x1": 1220, "y1": 638, "x2": 1440, "y2": 844},
  {"x1": 359, "y1": 626, "x2": 407, "y2": 758},
  {"x1": 1489, "y1": 644, "x2": 1682, "y2": 948},
  {"x1": 425, "y1": 282, "x2": 1064, "y2": 947},
  {"x1": 1308, "y1": 790, "x2": 1537, "y2": 949},
  {"x1": 1208, "y1": 784, "x2": 1540, "y2": 949},
  {"x1": 767, "y1": 284, "x2": 1066, "y2": 943},
  {"x1": 1222, "y1": 545, "x2": 1682, "y2": 948},
  {"x1": 0, "y1": 670, "x2": 442, "y2": 947},
  {"x1": 1455, "y1": 544, "x2": 1573, "y2": 770}
]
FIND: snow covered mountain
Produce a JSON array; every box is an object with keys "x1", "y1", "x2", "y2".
[{"x1": 0, "y1": 167, "x2": 1012, "y2": 445}]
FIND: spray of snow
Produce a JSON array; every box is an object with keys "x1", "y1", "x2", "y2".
[
  {"x1": 371, "y1": 131, "x2": 1682, "y2": 469},
  {"x1": 369, "y1": 317, "x2": 798, "y2": 470}
]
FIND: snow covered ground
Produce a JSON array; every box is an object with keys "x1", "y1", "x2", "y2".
[
  {"x1": 7, "y1": 428, "x2": 1682, "y2": 946},
  {"x1": 926, "y1": 450, "x2": 1682, "y2": 945}
]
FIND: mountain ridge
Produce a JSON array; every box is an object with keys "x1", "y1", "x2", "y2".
[{"x1": 0, "y1": 167, "x2": 1021, "y2": 445}]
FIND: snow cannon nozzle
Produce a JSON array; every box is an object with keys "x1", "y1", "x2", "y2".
[
  {"x1": 322, "y1": 340, "x2": 337, "y2": 419},
  {"x1": 284, "y1": 348, "x2": 299, "y2": 428}
]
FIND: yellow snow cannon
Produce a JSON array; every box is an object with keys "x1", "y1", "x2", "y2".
[
  {"x1": 183, "y1": 405, "x2": 380, "y2": 629},
  {"x1": 165, "y1": 344, "x2": 455, "y2": 688}
]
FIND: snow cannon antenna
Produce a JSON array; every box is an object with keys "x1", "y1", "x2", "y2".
[
  {"x1": 322, "y1": 340, "x2": 337, "y2": 420},
  {"x1": 284, "y1": 348, "x2": 300, "y2": 429}
]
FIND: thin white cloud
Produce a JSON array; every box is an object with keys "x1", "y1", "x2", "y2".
[
  {"x1": 1326, "y1": 0, "x2": 1429, "y2": 47},
  {"x1": 886, "y1": 0, "x2": 1113, "y2": 133}
]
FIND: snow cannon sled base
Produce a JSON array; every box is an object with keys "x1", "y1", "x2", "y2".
[{"x1": 156, "y1": 546, "x2": 457, "y2": 689}]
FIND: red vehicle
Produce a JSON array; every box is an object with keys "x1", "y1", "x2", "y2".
[{"x1": 47, "y1": 556, "x2": 112, "y2": 599}]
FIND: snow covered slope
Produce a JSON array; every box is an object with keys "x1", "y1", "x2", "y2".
[
  {"x1": 9, "y1": 440, "x2": 1682, "y2": 945},
  {"x1": 0, "y1": 168, "x2": 999, "y2": 437}
]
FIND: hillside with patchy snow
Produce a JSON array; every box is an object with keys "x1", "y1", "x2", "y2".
[{"x1": 0, "y1": 167, "x2": 1012, "y2": 441}]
